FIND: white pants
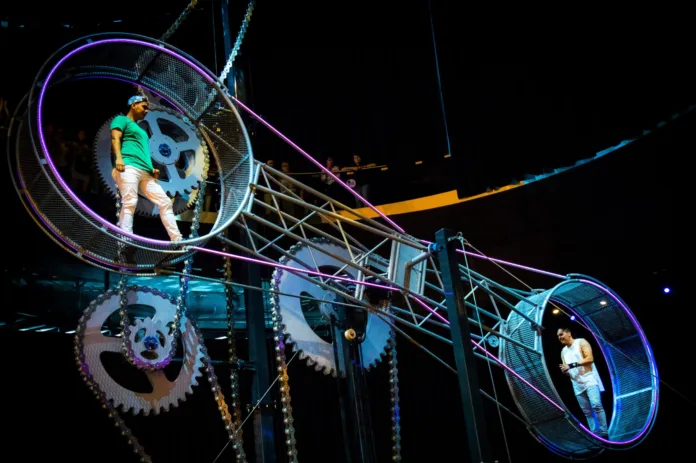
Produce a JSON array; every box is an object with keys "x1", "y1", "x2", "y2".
[{"x1": 112, "y1": 166, "x2": 182, "y2": 241}]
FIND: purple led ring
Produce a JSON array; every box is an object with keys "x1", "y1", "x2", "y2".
[
  {"x1": 18, "y1": 167, "x2": 142, "y2": 273},
  {"x1": 561, "y1": 279, "x2": 659, "y2": 446},
  {"x1": 9, "y1": 99, "x2": 144, "y2": 273},
  {"x1": 33, "y1": 36, "x2": 240, "y2": 249}
]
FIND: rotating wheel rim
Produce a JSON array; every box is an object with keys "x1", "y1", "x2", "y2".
[
  {"x1": 542, "y1": 276, "x2": 660, "y2": 447},
  {"x1": 499, "y1": 276, "x2": 659, "y2": 458},
  {"x1": 25, "y1": 32, "x2": 254, "y2": 255},
  {"x1": 7, "y1": 93, "x2": 154, "y2": 275}
]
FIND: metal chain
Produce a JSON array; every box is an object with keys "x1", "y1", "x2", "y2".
[
  {"x1": 271, "y1": 288, "x2": 299, "y2": 462},
  {"x1": 76, "y1": 285, "x2": 238, "y2": 462},
  {"x1": 133, "y1": 0, "x2": 201, "y2": 97},
  {"x1": 388, "y1": 329, "x2": 402, "y2": 462},
  {"x1": 115, "y1": 186, "x2": 122, "y2": 222},
  {"x1": 197, "y1": 317, "x2": 238, "y2": 442},
  {"x1": 88, "y1": 191, "x2": 239, "y2": 459},
  {"x1": 116, "y1": 103, "x2": 208, "y2": 370},
  {"x1": 223, "y1": 229, "x2": 247, "y2": 461},
  {"x1": 118, "y1": 270, "x2": 179, "y2": 370},
  {"x1": 219, "y1": 0, "x2": 256, "y2": 83},
  {"x1": 75, "y1": 287, "x2": 164, "y2": 463},
  {"x1": 160, "y1": 0, "x2": 200, "y2": 43},
  {"x1": 187, "y1": 184, "x2": 244, "y2": 448},
  {"x1": 202, "y1": 0, "x2": 255, "y2": 112}
]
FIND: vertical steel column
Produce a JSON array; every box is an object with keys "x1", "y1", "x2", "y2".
[
  {"x1": 434, "y1": 228, "x2": 494, "y2": 463},
  {"x1": 331, "y1": 300, "x2": 377, "y2": 463},
  {"x1": 221, "y1": 1, "x2": 276, "y2": 461}
]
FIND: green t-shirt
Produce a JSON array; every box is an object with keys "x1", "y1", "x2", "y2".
[{"x1": 110, "y1": 115, "x2": 154, "y2": 173}]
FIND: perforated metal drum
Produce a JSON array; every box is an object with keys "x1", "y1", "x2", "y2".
[
  {"x1": 499, "y1": 275, "x2": 659, "y2": 459},
  {"x1": 15, "y1": 32, "x2": 254, "y2": 273}
]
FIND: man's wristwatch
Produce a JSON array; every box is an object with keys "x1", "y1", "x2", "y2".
[{"x1": 568, "y1": 362, "x2": 578, "y2": 368}]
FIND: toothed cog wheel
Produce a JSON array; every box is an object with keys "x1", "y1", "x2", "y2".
[
  {"x1": 94, "y1": 104, "x2": 210, "y2": 216},
  {"x1": 128, "y1": 317, "x2": 175, "y2": 367},
  {"x1": 272, "y1": 239, "x2": 391, "y2": 376},
  {"x1": 77, "y1": 286, "x2": 205, "y2": 415}
]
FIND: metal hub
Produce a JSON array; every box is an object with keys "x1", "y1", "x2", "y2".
[
  {"x1": 272, "y1": 238, "x2": 392, "y2": 376},
  {"x1": 157, "y1": 143, "x2": 173, "y2": 159},
  {"x1": 143, "y1": 335, "x2": 159, "y2": 351}
]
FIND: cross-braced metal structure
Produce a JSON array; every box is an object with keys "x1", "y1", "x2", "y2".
[{"x1": 7, "y1": 26, "x2": 660, "y2": 463}]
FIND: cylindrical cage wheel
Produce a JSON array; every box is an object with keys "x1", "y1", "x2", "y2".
[
  {"x1": 499, "y1": 275, "x2": 659, "y2": 459},
  {"x1": 7, "y1": 95, "x2": 151, "y2": 275},
  {"x1": 17, "y1": 32, "x2": 255, "y2": 273}
]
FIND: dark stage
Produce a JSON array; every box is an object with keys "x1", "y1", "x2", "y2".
[{"x1": 0, "y1": 2, "x2": 690, "y2": 462}]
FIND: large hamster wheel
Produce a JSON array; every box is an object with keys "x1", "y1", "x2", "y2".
[
  {"x1": 16, "y1": 32, "x2": 254, "y2": 272},
  {"x1": 499, "y1": 275, "x2": 659, "y2": 459}
]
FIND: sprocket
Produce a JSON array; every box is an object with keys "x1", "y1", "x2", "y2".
[
  {"x1": 76, "y1": 286, "x2": 205, "y2": 415},
  {"x1": 271, "y1": 238, "x2": 391, "y2": 376},
  {"x1": 93, "y1": 104, "x2": 209, "y2": 217}
]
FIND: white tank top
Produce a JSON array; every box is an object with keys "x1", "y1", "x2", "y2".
[{"x1": 561, "y1": 338, "x2": 605, "y2": 395}]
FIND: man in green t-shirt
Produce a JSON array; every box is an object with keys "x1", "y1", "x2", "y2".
[{"x1": 111, "y1": 95, "x2": 183, "y2": 242}]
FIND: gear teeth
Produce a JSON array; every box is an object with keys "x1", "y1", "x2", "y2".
[
  {"x1": 93, "y1": 105, "x2": 210, "y2": 218},
  {"x1": 76, "y1": 287, "x2": 205, "y2": 416},
  {"x1": 271, "y1": 237, "x2": 389, "y2": 379}
]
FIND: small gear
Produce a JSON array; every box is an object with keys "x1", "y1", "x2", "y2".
[
  {"x1": 93, "y1": 104, "x2": 209, "y2": 217},
  {"x1": 128, "y1": 317, "x2": 175, "y2": 367},
  {"x1": 77, "y1": 286, "x2": 205, "y2": 415},
  {"x1": 271, "y1": 238, "x2": 391, "y2": 376}
]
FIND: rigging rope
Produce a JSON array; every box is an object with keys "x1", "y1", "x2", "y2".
[{"x1": 426, "y1": 0, "x2": 451, "y2": 157}]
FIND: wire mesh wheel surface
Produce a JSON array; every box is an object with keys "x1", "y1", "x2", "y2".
[
  {"x1": 8, "y1": 93, "x2": 157, "y2": 275},
  {"x1": 17, "y1": 32, "x2": 254, "y2": 272},
  {"x1": 499, "y1": 275, "x2": 659, "y2": 459}
]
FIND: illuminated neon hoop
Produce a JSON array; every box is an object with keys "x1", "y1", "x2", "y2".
[
  {"x1": 499, "y1": 275, "x2": 659, "y2": 459},
  {"x1": 18, "y1": 33, "x2": 255, "y2": 272}
]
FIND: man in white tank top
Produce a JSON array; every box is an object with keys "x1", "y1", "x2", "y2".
[{"x1": 557, "y1": 327, "x2": 608, "y2": 437}]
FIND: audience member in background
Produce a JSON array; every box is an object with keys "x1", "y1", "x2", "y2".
[
  {"x1": 347, "y1": 153, "x2": 375, "y2": 207},
  {"x1": 51, "y1": 126, "x2": 72, "y2": 184},
  {"x1": 69, "y1": 129, "x2": 92, "y2": 194},
  {"x1": 0, "y1": 95, "x2": 10, "y2": 130},
  {"x1": 320, "y1": 156, "x2": 341, "y2": 199},
  {"x1": 279, "y1": 161, "x2": 298, "y2": 217}
]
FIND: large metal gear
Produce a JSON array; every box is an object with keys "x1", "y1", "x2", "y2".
[
  {"x1": 93, "y1": 104, "x2": 210, "y2": 216},
  {"x1": 76, "y1": 286, "x2": 205, "y2": 415},
  {"x1": 272, "y1": 238, "x2": 391, "y2": 376}
]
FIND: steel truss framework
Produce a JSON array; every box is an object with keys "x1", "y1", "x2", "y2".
[{"x1": 7, "y1": 28, "x2": 660, "y2": 463}]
